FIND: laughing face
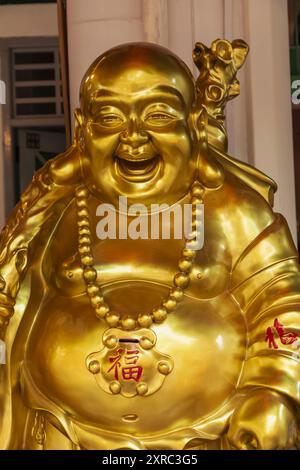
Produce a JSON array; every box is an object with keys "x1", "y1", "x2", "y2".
[{"x1": 78, "y1": 43, "x2": 199, "y2": 207}]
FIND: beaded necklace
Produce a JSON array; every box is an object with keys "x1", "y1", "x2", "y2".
[{"x1": 75, "y1": 181, "x2": 204, "y2": 332}]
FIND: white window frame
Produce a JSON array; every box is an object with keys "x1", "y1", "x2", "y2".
[
  {"x1": 0, "y1": 37, "x2": 64, "y2": 217},
  {"x1": 12, "y1": 45, "x2": 63, "y2": 119}
]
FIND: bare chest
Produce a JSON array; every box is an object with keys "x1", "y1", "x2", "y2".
[{"x1": 24, "y1": 200, "x2": 244, "y2": 436}]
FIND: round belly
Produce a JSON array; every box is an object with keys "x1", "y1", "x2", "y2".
[{"x1": 25, "y1": 281, "x2": 246, "y2": 437}]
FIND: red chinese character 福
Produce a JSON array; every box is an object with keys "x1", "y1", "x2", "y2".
[{"x1": 107, "y1": 347, "x2": 143, "y2": 382}]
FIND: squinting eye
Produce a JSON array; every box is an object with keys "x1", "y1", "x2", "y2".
[
  {"x1": 150, "y1": 113, "x2": 170, "y2": 120},
  {"x1": 145, "y1": 113, "x2": 176, "y2": 125},
  {"x1": 99, "y1": 115, "x2": 124, "y2": 127}
]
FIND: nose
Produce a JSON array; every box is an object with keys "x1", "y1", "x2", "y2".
[{"x1": 120, "y1": 118, "x2": 149, "y2": 149}]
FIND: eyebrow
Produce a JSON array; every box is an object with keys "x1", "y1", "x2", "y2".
[
  {"x1": 93, "y1": 85, "x2": 184, "y2": 99},
  {"x1": 89, "y1": 85, "x2": 185, "y2": 115}
]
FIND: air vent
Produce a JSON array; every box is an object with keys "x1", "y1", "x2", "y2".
[{"x1": 12, "y1": 47, "x2": 63, "y2": 118}]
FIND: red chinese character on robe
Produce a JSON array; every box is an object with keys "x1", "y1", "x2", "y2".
[
  {"x1": 265, "y1": 326, "x2": 278, "y2": 349},
  {"x1": 107, "y1": 348, "x2": 124, "y2": 380},
  {"x1": 265, "y1": 319, "x2": 298, "y2": 349},
  {"x1": 122, "y1": 366, "x2": 143, "y2": 382},
  {"x1": 274, "y1": 318, "x2": 298, "y2": 345},
  {"x1": 107, "y1": 347, "x2": 143, "y2": 382},
  {"x1": 124, "y1": 349, "x2": 139, "y2": 365}
]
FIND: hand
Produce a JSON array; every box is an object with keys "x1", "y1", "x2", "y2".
[{"x1": 227, "y1": 389, "x2": 298, "y2": 449}]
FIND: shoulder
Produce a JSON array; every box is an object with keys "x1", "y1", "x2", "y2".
[{"x1": 205, "y1": 170, "x2": 277, "y2": 263}]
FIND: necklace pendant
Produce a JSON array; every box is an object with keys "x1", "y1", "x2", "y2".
[{"x1": 86, "y1": 328, "x2": 174, "y2": 397}]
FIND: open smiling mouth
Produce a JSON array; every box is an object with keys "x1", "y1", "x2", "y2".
[{"x1": 115, "y1": 155, "x2": 161, "y2": 182}]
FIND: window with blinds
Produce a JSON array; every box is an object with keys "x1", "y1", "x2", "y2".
[
  {"x1": 289, "y1": 0, "x2": 300, "y2": 80},
  {"x1": 12, "y1": 47, "x2": 63, "y2": 118}
]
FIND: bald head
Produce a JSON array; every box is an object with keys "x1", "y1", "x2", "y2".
[{"x1": 80, "y1": 42, "x2": 196, "y2": 113}]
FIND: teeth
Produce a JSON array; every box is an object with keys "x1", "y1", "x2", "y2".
[
  {"x1": 119, "y1": 157, "x2": 157, "y2": 175},
  {"x1": 115, "y1": 155, "x2": 160, "y2": 182}
]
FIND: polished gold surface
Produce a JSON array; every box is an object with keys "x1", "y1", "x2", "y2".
[
  {"x1": 0, "y1": 41, "x2": 299, "y2": 450},
  {"x1": 86, "y1": 327, "x2": 174, "y2": 398},
  {"x1": 75, "y1": 182, "x2": 204, "y2": 330}
]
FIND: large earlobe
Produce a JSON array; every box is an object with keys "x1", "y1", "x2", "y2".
[
  {"x1": 190, "y1": 105, "x2": 224, "y2": 189},
  {"x1": 74, "y1": 108, "x2": 84, "y2": 147},
  {"x1": 190, "y1": 104, "x2": 207, "y2": 145}
]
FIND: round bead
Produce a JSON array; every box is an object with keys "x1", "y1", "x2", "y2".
[
  {"x1": 158, "y1": 361, "x2": 171, "y2": 375},
  {"x1": 136, "y1": 382, "x2": 148, "y2": 396},
  {"x1": 137, "y1": 313, "x2": 153, "y2": 328},
  {"x1": 76, "y1": 198, "x2": 88, "y2": 209},
  {"x1": 178, "y1": 257, "x2": 193, "y2": 272},
  {"x1": 78, "y1": 235, "x2": 91, "y2": 245},
  {"x1": 192, "y1": 207, "x2": 202, "y2": 217},
  {"x1": 169, "y1": 287, "x2": 184, "y2": 302},
  {"x1": 77, "y1": 217, "x2": 90, "y2": 228},
  {"x1": 163, "y1": 298, "x2": 177, "y2": 312},
  {"x1": 182, "y1": 248, "x2": 197, "y2": 259},
  {"x1": 192, "y1": 197, "x2": 203, "y2": 206},
  {"x1": 152, "y1": 307, "x2": 168, "y2": 323},
  {"x1": 76, "y1": 187, "x2": 89, "y2": 198},
  {"x1": 78, "y1": 244, "x2": 91, "y2": 255},
  {"x1": 81, "y1": 255, "x2": 94, "y2": 266},
  {"x1": 90, "y1": 295, "x2": 104, "y2": 308},
  {"x1": 86, "y1": 284, "x2": 100, "y2": 296},
  {"x1": 186, "y1": 239, "x2": 200, "y2": 251},
  {"x1": 77, "y1": 208, "x2": 89, "y2": 219},
  {"x1": 83, "y1": 267, "x2": 97, "y2": 282},
  {"x1": 140, "y1": 336, "x2": 154, "y2": 350},
  {"x1": 109, "y1": 381, "x2": 121, "y2": 394},
  {"x1": 174, "y1": 272, "x2": 190, "y2": 289},
  {"x1": 88, "y1": 360, "x2": 100, "y2": 374},
  {"x1": 95, "y1": 304, "x2": 109, "y2": 319},
  {"x1": 187, "y1": 230, "x2": 197, "y2": 240},
  {"x1": 105, "y1": 311, "x2": 120, "y2": 327},
  {"x1": 121, "y1": 316, "x2": 136, "y2": 331},
  {"x1": 105, "y1": 335, "x2": 118, "y2": 349},
  {"x1": 192, "y1": 219, "x2": 202, "y2": 230},
  {"x1": 191, "y1": 185, "x2": 204, "y2": 199},
  {"x1": 78, "y1": 227, "x2": 91, "y2": 236}
]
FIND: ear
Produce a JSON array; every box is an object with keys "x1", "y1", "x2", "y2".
[
  {"x1": 189, "y1": 98, "x2": 206, "y2": 145},
  {"x1": 74, "y1": 108, "x2": 84, "y2": 147},
  {"x1": 189, "y1": 100, "x2": 224, "y2": 189}
]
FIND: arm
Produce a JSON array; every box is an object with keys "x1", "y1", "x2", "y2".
[
  {"x1": 232, "y1": 214, "x2": 300, "y2": 398},
  {"x1": 228, "y1": 213, "x2": 300, "y2": 449},
  {"x1": 0, "y1": 144, "x2": 81, "y2": 449},
  {"x1": 0, "y1": 145, "x2": 81, "y2": 338}
]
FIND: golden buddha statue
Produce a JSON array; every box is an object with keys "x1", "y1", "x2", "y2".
[{"x1": 0, "y1": 40, "x2": 299, "y2": 450}]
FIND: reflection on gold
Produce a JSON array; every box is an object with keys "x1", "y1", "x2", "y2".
[
  {"x1": 0, "y1": 41, "x2": 299, "y2": 450},
  {"x1": 215, "y1": 335, "x2": 224, "y2": 350}
]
